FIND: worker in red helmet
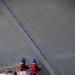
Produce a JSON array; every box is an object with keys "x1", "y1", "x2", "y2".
[{"x1": 29, "y1": 59, "x2": 41, "y2": 75}]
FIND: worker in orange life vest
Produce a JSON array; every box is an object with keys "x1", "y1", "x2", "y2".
[
  {"x1": 18, "y1": 57, "x2": 29, "y2": 71},
  {"x1": 14, "y1": 57, "x2": 29, "y2": 75},
  {"x1": 29, "y1": 59, "x2": 41, "y2": 75},
  {"x1": 6, "y1": 57, "x2": 29, "y2": 75}
]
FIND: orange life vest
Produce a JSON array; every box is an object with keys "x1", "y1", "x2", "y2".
[
  {"x1": 18, "y1": 63, "x2": 26, "y2": 71},
  {"x1": 29, "y1": 63, "x2": 38, "y2": 73}
]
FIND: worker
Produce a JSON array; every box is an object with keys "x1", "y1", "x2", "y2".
[
  {"x1": 29, "y1": 59, "x2": 41, "y2": 75},
  {"x1": 18, "y1": 57, "x2": 29, "y2": 71},
  {"x1": 14, "y1": 57, "x2": 29, "y2": 75},
  {"x1": 6, "y1": 57, "x2": 29, "y2": 75}
]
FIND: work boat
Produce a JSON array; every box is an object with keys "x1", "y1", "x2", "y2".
[
  {"x1": 0, "y1": 70, "x2": 39, "y2": 75},
  {"x1": 0, "y1": 71, "x2": 29, "y2": 75}
]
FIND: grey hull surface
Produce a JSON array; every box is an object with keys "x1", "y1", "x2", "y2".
[{"x1": 0, "y1": 0, "x2": 75, "y2": 75}]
